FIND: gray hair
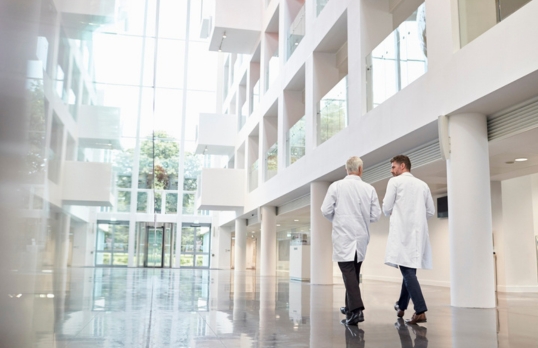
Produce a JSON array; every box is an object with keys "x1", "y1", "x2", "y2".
[{"x1": 345, "y1": 156, "x2": 363, "y2": 174}]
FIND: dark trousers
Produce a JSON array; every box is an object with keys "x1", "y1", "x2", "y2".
[
  {"x1": 338, "y1": 253, "x2": 364, "y2": 312},
  {"x1": 397, "y1": 265, "x2": 427, "y2": 314}
]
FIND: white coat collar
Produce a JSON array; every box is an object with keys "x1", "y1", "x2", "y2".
[
  {"x1": 345, "y1": 175, "x2": 363, "y2": 181},
  {"x1": 400, "y1": 172, "x2": 414, "y2": 177}
]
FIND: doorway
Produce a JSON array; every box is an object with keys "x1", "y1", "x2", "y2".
[{"x1": 136, "y1": 222, "x2": 176, "y2": 268}]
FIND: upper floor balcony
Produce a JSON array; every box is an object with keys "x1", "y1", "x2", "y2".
[
  {"x1": 62, "y1": 161, "x2": 114, "y2": 207},
  {"x1": 78, "y1": 105, "x2": 121, "y2": 150},
  {"x1": 194, "y1": 113, "x2": 237, "y2": 156},
  {"x1": 60, "y1": 0, "x2": 116, "y2": 39},
  {"x1": 206, "y1": 0, "x2": 262, "y2": 54},
  {"x1": 196, "y1": 168, "x2": 245, "y2": 211}
]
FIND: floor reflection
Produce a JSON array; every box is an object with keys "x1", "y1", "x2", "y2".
[
  {"x1": 8, "y1": 267, "x2": 538, "y2": 347},
  {"x1": 345, "y1": 326, "x2": 365, "y2": 348},
  {"x1": 395, "y1": 318, "x2": 428, "y2": 348}
]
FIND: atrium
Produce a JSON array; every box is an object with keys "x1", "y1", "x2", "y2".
[{"x1": 1, "y1": 0, "x2": 538, "y2": 347}]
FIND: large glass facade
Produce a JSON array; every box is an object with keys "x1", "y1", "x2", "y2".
[{"x1": 8, "y1": 0, "x2": 218, "y2": 278}]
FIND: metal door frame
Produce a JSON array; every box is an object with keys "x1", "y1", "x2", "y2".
[
  {"x1": 144, "y1": 226, "x2": 165, "y2": 268},
  {"x1": 181, "y1": 223, "x2": 211, "y2": 269}
]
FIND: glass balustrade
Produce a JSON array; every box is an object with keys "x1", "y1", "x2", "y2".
[
  {"x1": 318, "y1": 76, "x2": 347, "y2": 145},
  {"x1": 316, "y1": 0, "x2": 330, "y2": 16},
  {"x1": 265, "y1": 143, "x2": 278, "y2": 181},
  {"x1": 366, "y1": 3, "x2": 427, "y2": 111},
  {"x1": 251, "y1": 80, "x2": 261, "y2": 114},
  {"x1": 249, "y1": 159, "x2": 259, "y2": 192},
  {"x1": 266, "y1": 53, "x2": 279, "y2": 92},
  {"x1": 287, "y1": 116, "x2": 306, "y2": 166},
  {"x1": 287, "y1": 5, "x2": 305, "y2": 60}
]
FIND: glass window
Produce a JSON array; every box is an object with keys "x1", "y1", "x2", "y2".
[
  {"x1": 181, "y1": 227, "x2": 195, "y2": 253},
  {"x1": 165, "y1": 193, "x2": 178, "y2": 214},
  {"x1": 116, "y1": 191, "x2": 131, "y2": 212},
  {"x1": 182, "y1": 193, "x2": 195, "y2": 215},
  {"x1": 154, "y1": 191, "x2": 162, "y2": 214},
  {"x1": 96, "y1": 221, "x2": 130, "y2": 266},
  {"x1": 137, "y1": 191, "x2": 148, "y2": 213},
  {"x1": 155, "y1": 39, "x2": 185, "y2": 88},
  {"x1": 366, "y1": 4, "x2": 427, "y2": 110}
]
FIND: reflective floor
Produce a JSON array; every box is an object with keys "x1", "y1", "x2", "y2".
[{"x1": 16, "y1": 268, "x2": 538, "y2": 347}]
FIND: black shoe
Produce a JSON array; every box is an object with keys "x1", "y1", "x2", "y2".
[
  {"x1": 346, "y1": 310, "x2": 364, "y2": 325},
  {"x1": 394, "y1": 302, "x2": 404, "y2": 318},
  {"x1": 340, "y1": 306, "x2": 352, "y2": 322}
]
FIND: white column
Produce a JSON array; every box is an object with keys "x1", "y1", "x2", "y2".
[
  {"x1": 234, "y1": 218, "x2": 247, "y2": 272},
  {"x1": 260, "y1": 206, "x2": 277, "y2": 276},
  {"x1": 310, "y1": 182, "x2": 333, "y2": 284},
  {"x1": 447, "y1": 113, "x2": 495, "y2": 308}
]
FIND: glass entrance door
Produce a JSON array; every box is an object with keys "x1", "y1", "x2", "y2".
[
  {"x1": 136, "y1": 223, "x2": 176, "y2": 268},
  {"x1": 181, "y1": 224, "x2": 211, "y2": 268},
  {"x1": 146, "y1": 227, "x2": 164, "y2": 267}
]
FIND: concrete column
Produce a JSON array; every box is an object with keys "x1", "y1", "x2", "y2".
[
  {"x1": 234, "y1": 218, "x2": 247, "y2": 272},
  {"x1": 260, "y1": 206, "x2": 277, "y2": 276},
  {"x1": 310, "y1": 182, "x2": 333, "y2": 284},
  {"x1": 447, "y1": 113, "x2": 495, "y2": 308}
]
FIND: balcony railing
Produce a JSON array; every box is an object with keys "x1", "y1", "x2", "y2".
[
  {"x1": 366, "y1": 3, "x2": 427, "y2": 111},
  {"x1": 287, "y1": 115, "x2": 306, "y2": 166},
  {"x1": 318, "y1": 76, "x2": 347, "y2": 145},
  {"x1": 266, "y1": 52, "x2": 279, "y2": 92},
  {"x1": 316, "y1": 0, "x2": 330, "y2": 16},
  {"x1": 265, "y1": 143, "x2": 278, "y2": 181},
  {"x1": 249, "y1": 159, "x2": 259, "y2": 192},
  {"x1": 251, "y1": 80, "x2": 261, "y2": 114},
  {"x1": 287, "y1": 5, "x2": 305, "y2": 60}
]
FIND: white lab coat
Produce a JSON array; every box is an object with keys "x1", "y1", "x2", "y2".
[
  {"x1": 382, "y1": 172, "x2": 435, "y2": 269},
  {"x1": 321, "y1": 175, "x2": 381, "y2": 262}
]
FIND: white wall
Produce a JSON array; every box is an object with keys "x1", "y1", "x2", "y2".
[{"x1": 497, "y1": 174, "x2": 538, "y2": 292}]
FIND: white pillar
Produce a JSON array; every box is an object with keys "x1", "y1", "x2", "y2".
[
  {"x1": 260, "y1": 206, "x2": 277, "y2": 276},
  {"x1": 234, "y1": 218, "x2": 247, "y2": 272},
  {"x1": 447, "y1": 113, "x2": 495, "y2": 308},
  {"x1": 310, "y1": 182, "x2": 333, "y2": 284}
]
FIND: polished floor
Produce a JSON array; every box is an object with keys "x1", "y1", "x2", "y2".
[{"x1": 23, "y1": 268, "x2": 538, "y2": 347}]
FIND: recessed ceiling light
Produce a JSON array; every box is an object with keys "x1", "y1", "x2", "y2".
[
  {"x1": 515, "y1": 158, "x2": 528, "y2": 162},
  {"x1": 277, "y1": 224, "x2": 281, "y2": 226},
  {"x1": 223, "y1": 34, "x2": 227, "y2": 38},
  {"x1": 294, "y1": 219, "x2": 299, "y2": 222},
  {"x1": 294, "y1": 42, "x2": 298, "y2": 46}
]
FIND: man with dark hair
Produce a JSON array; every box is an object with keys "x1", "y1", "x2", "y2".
[
  {"x1": 382, "y1": 155, "x2": 435, "y2": 325},
  {"x1": 321, "y1": 156, "x2": 381, "y2": 325}
]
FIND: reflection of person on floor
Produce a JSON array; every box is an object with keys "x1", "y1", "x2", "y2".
[
  {"x1": 345, "y1": 326, "x2": 365, "y2": 348},
  {"x1": 395, "y1": 318, "x2": 428, "y2": 348}
]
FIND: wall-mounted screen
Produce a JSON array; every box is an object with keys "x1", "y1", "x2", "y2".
[{"x1": 437, "y1": 196, "x2": 448, "y2": 218}]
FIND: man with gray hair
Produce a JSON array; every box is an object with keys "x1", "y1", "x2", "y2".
[{"x1": 321, "y1": 156, "x2": 381, "y2": 325}]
